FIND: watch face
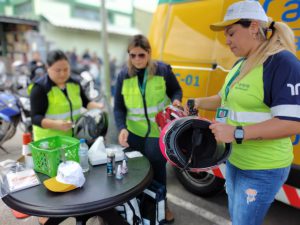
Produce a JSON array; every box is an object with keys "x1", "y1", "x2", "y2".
[{"x1": 235, "y1": 129, "x2": 244, "y2": 139}]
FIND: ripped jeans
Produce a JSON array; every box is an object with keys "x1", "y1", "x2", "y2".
[{"x1": 225, "y1": 161, "x2": 290, "y2": 225}]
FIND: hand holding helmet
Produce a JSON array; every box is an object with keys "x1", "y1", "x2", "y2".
[
  {"x1": 155, "y1": 105, "x2": 185, "y2": 131},
  {"x1": 183, "y1": 99, "x2": 199, "y2": 116},
  {"x1": 57, "y1": 120, "x2": 73, "y2": 131},
  {"x1": 209, "y1": 121, "x2": 236, "y2": 143}
]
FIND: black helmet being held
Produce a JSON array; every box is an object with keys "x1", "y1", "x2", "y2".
[
  {"x1": 74, "y1": 108, "x2": 108, "y2": 145},
  {"x1": 159, "y1": 117, "x2": 231, "y2": 172}
]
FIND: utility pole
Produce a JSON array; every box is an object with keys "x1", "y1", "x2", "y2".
[{"x1": 100, "y1": 0, "x2": 111, "y2": 100}]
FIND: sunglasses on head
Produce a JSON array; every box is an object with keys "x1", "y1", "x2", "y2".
[{"x1": 129, "y1": 53, "x2": 146, "y2": 59}]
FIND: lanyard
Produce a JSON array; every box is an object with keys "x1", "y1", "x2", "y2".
[
  {"x1": 138, "y1": 69, "x2": 148, "y2": 97},
  {"x1": 224, "y1": 60, "x2": 244, "y2": 101}
]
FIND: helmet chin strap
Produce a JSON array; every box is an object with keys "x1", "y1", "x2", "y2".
[{"x1": 181, "y1": 129, "x2": 203, "y2": 172}]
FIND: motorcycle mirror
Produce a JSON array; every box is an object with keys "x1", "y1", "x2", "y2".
[{"x1": 80, "y1": 71, "x2": 93, "y2": 82}]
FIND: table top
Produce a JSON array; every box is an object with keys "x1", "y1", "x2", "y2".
[{"x1": 2, "y1": 156, "x2": 153, "y2": 217}]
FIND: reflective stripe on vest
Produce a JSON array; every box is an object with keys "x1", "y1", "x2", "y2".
[
  {"x1": 228, "y1": 110, "x2": 272, "y2": 123},
  {"x1": 45, "y1": 109, "x2": 81, "y2": 120},
  {"x1": 33, "y1": 82, "x2": 82, "y2": 141},
  {"x1": 122, "y1": 75, "x2": 169, "y2": 137},
  {"x1": 221, "y1": 61, "x2": 271, "y2": 125},
  {"x1": 127, "y1": 115, "x2": 156, "y2": 122},
  {"x1": 128, "y1": 102, "x2": 165, "y2": 115}
]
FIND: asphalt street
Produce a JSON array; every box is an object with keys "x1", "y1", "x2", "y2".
[{"x1": 0, "y1": 129, "x2": 300, "y2": 225}]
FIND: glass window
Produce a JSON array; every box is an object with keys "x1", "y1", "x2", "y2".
[
  {"x1": 73, "y1": 6, "x2": 100, "y2": 21},
  {"x1": 15, "y1": 1, "x2": 33, "y2": 16}
]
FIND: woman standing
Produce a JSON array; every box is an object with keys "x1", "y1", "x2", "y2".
[
  {"x1": 188, "y1": 1, "x2": 300, "y2": 224},
  {"x1": 114, "y1": 34, "x2": 182, "y2": 223},
  {"x1": 30, "y1": 49, "x2": 103, "y2": 141}
]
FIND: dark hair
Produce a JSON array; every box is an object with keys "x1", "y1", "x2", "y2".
[{"x1": 47, "y1": 50, "x2": 69, "y2": 67}]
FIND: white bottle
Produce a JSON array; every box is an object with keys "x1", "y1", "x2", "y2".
[
  {"x1": 79, "y1": 139, "x2": 89, "y2": 172},
  {"x1": 115, "y1": 164, "x2": 123, "y2": 180},
  {"x1": 22, "y1": 132, "x2": 34, "y2": 169}
]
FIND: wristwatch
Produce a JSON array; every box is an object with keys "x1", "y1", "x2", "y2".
[{"x1": 234, "y1": 126, "x2": 244, "y2": 144}]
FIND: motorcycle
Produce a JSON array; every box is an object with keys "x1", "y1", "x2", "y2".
[
  {"x1": 11, "y1": 61, "x2": 32, "y2": 134},
  {"x1": 0, "y1": 61, "x2": 32, "y2": 153},
  {"x1": 0, "y1": 91, "x2": 22, "y2": 153},
  {"x1": 0, "y1": 93, "x2": 31, "y2": 152}
]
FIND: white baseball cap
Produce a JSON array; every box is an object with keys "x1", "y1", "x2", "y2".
[
  {"x1": 43, "y1": 161, "x2": 85, "y2": 192},
  {"x1": 210, "y1": 0, "x2": 268, "y2": 31}
]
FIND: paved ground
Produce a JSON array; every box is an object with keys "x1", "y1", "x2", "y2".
[{"x1": 2, "y1": 127, "x2": 300, "y2": 225}]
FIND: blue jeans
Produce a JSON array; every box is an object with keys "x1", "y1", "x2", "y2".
[
  {"x1": 225, "y1": 161, "x2": 290, "y2": 225},
  {"x1": 127, "y1": 131, "x2": 167, "y2": 186}
]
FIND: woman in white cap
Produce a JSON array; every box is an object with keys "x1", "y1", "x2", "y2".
[{"x1": 187, "y1": 0, "x2": 300, "y2": 224}]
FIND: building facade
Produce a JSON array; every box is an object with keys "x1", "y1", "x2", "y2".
[{"x1": 0, "y1": 0, "x2": 153, "y2": 66}]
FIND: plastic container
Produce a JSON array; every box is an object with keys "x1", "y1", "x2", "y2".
[
  {"x1": 29, "y1": 136, "x2": 80, "y2": 177},
  {"x1": 79, "y1": 139, "x2": 89, "y2": 172}
]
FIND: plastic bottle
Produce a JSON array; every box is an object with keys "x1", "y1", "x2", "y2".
[
  {"x1": 22, "y1": 132, "x2": 33, "y2": 168},
  {"x1": 121, "y1": 159, "x2": 128, "y2": 175},
  {"x1": 79, "y1": 139, "x2": 89, "y2": 172},
  {"x1": 115, "y1": 165, "x2": 123, "y2": 180}
]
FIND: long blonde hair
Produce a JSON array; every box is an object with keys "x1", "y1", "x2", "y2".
[
  {"x1": 127, "y1": 34, "x2": 157, "y2": 77},
  {"x1": 236, "y1": 20, "x2": 296, "y2": 83}
]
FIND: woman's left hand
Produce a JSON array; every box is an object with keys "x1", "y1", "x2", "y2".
[{"x1": 209, "y1": 121, "x2": 235, "y2": 143}]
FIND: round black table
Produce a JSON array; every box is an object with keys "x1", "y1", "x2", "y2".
[{"x1": 2, "y1": 156, "x2": 153, "y2": 224}]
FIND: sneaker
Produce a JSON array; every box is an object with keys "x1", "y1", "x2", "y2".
[{"x1": 165, "y1": 205, "x2": 175, "y2": 223}]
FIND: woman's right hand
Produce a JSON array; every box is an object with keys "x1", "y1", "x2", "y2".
[
  {"x1": 41, "y1": 118, "x2": 73, "y2": 131},
  {"x1": 118, "y1": 128, "x2": 129, "y2": 147},
  {"x1": 184, "y1": 98, "x2": 200, "y2": 115}
]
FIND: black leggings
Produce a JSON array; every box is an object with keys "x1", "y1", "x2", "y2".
[{"x1": 127, "y1": 131, "x2": 167, "y2": 186}]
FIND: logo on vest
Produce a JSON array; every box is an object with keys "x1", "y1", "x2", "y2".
[
  {"x1": 236, "y1": 83, "x2": 249, "y2": 91},
  {"x1": 287, "y1": 83, "x2": 300, "y2": 96}
]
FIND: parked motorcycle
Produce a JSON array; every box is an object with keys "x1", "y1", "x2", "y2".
[
  {"x1": 0, "y1": 61, "x2": 32, "y2": 152},
  {"x1": 0, "y1": 91, "x2": 21, "y2": 153},
  {"x1": 11, "y1": 61, "x2": 32, "y2": 134},
  {"x1": 0, "y1": 89, "x2": 31, "y2": 153}
]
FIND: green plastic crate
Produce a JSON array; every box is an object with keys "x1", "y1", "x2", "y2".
[{"x1": 29, "y1": 136, "x2": 80, "y2": 177}]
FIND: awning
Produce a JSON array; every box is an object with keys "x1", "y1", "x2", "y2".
[
  {"x1": 41, "y1": 13, "x2": 140, "y2": 36},
  {"x1": 0, "y1": 16, "x2": 38, "y2": 27}
]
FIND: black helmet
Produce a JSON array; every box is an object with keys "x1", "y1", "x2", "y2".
[
  {"x1": 74, "y1": 108, "x2": 108, "y2": 144},
  {"x1": 159, "y1": 117, "x2": 231, "y2": 172}
]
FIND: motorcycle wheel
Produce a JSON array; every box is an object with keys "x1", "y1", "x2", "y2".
[{"x1": 174, "y1": 167, "x2": 225, "y2": 197}]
